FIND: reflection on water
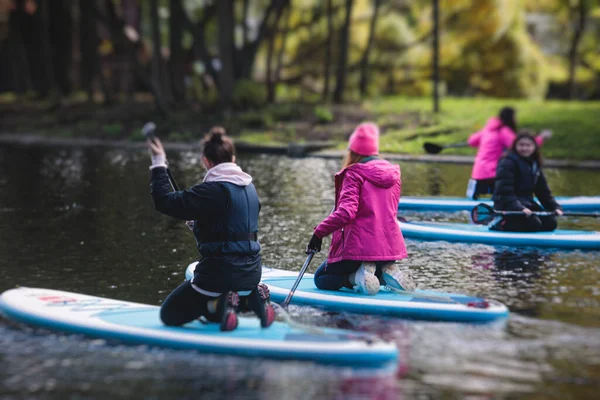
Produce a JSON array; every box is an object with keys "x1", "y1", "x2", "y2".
[{"x1": 0, "y1": 144, "x2": 599, "y2": 399}]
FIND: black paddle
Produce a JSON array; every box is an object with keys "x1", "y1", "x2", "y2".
[
  {"x1": 142, "y1": 122, "x2": 180, "y2": 191},
  {"x1": 282, "y1": 250, "x2": 316, "y2": 309},
  {"x1": 423, "y1": 142, "x2": 469, "y2": 154},
  {"x1": 471, "y1": 203, "x2": 600, "y2": 225}
]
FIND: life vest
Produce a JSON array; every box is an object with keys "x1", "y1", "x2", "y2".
[{"x1": 193, "y1": 182, "x2": 260, "y2": 257}]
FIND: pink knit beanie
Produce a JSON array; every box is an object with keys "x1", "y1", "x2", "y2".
[{"x1": 348, "y1": 123, "x2": 380, "y2": 156}]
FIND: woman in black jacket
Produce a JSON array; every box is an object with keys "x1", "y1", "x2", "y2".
[
  {"x1": 147, "y1": 127, "x2": 275, "y2": 331},
  {"x1": 492, "y1": 132, "x2": 563, "y2": 232}
]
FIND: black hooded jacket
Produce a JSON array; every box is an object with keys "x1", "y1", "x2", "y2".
[{"x1": 493, "y1": 151, "x2": 561, "y2": 211}]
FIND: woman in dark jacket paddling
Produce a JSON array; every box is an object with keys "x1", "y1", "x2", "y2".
[
  {"x1": 492, "y1": 132, "x2": 563, "y2": 232},
  {"x1": 147, "y1": 127, "x2": 275, "y2": 331}
]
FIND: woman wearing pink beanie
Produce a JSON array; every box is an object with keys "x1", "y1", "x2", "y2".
[{"x1": 306, "y1": 123, "x2": 414, "y2": 296}]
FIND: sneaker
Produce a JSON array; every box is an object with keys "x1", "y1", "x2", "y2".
[
  {"x1": 247, "y1": 283, "x2": 275, "y2": 328},
  {"x1": 353, "y1": 262, "x2": 380, "y2": 296},
  {"x1": 381, "y1": 264, "x2": 416, "y2": 292},
  {"x1": 217, "y1": 291, "x2": 240, "y2": 332}
]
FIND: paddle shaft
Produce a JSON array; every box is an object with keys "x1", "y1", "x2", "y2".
[
  {"x1": 165, "y1": 169, "x2": 180, "y2": 191},
  {"x1": 282, "y1": 251, "x2": 315, "y2": 308},
  {"x1": 494, "y1": 210, "x2": 599, "y2": 217}
]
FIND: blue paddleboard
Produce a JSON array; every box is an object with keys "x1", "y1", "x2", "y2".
[
  {"x1": 185, "y1": 264, "x2": 509, "y2": 323},
  {"x1": 0, "y1": 287, "x2": 397, "y2": 367},
  {"x1": 398, "y1": 196, "x2": 600, "y2": 213},
  {"x1": 399, "y1": 220, "x2": 600, "y2": 249}
]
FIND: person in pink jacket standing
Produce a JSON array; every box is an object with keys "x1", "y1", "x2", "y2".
[
  {"x1": 306, "y1": 123, "x2": 414, "y2": 296},
  {"x1": 467, "y1": 107, "x2": 551, "y2": 199}
]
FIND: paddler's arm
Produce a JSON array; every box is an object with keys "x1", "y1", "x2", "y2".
[
  {"x1": 467, "y1": 130, "x2": 483, "y2": 147},
  {"x1": 150, "y1": 167, "x2": 223, "y2": 221},
  {"x1": 314, "y1": 170, "x2": 362, "y2": 238}
]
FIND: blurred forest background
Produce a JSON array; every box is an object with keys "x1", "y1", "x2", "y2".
[{"x1": 0, "y1": 0, "x2": 599, "y2": 158}]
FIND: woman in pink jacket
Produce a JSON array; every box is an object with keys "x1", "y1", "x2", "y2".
[
  {"x1": 306, "y1": 123, "x2": 414, "y2": 296},
  {"x1": 467, "y1": 107, "x2": 551, "y2": 199}
]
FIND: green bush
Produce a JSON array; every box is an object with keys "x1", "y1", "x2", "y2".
[
  {"x1": 233, "y1": 79, "x2": 267, "y2": 109},
  {"x1": 169, "y1": 131, "x2": 193, "y2": 142},
  {"x1": 102, "y1": 123, "x2": 123, "y2": 137},
  {"x1": 314, "y1": 106, "x2": 334, "y2": 124},
  {"x1": 266, "y1": 103, "x2": 308, "y2": 121},
  {"x1": 238, "y1": 110, "x2": 275, "y2": 129},
  {"x1": 129, "y1": 130, "x2": 146, "y2": 142}
]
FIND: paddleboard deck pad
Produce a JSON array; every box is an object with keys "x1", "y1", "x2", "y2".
[
  {"x1": 185, "y1": 264, "x2": 509, "y2": 323},
  {"x1": 399, "y1": 220, "x2": 600, "y2": 249},
  {"x1": 0, "y1": 287, "x2": 397, "y2": 367},
  {"x1": 398, "y1": 196, "x2": 600, "y2": 213}
]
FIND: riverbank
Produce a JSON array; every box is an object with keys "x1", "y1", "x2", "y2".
[
  {"x1": 1, "y1": 95, "x2": 599, "y2": 161},
  {"x1": 2, "y1": 132, "x2": 600, "y2": 170}
]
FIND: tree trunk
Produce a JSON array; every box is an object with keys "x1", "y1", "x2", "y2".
[
  {"x1": 38, "y1": 0, "x2": 61, "y2": 105},
  {"x1": 179, "y1": 5, "x2": 220, "y2": 88},
  {"x1": 19, "y1": 2, "x2": 44, "y2": 95},
  {"x1": 266, "y1": 5, "x2": 287, "y2": 103},
  {"x1": 322, "y1": 0, "x2": 334, "y2": 101},
  {"x1": 333, "y1": 0, "x2": 354, "y2": 103},
  {"x1": 218, "y1": 0, "x2": 235, "y2": 109},
  {"x1": 6, "y1": 0, "x2": 32, "y2": 94},
  {"x1": 237, "y1": 0, "x2": 289, "y2": 80},
  {"x1": 149, "y1": 0, "x2": 171, "y2": 115},
  {"x1": 169, "y1": 0, "x2": 185, "y2": 102},
  {"x1": 49, "y1": 0, "x2": 72, "y2": 95},
  {"x1": 359, "y1": 0, "x2": 382, "y2": 96},
  {"x1": 432, "y1": 0, "x2": 440, "y2": 112},
  {"x1": 99, "y1": 0, "x2": 167, "y2": 111},
  {"x1": 242, "y1": 0, "x2": 250, "y2": 48},
  {"x1": 81, "y1": 0, "x2": 113, "y2": 104},
  {"x1": 78, "y1": 3, "x2": 96, "y2": 100},
  {"x1": 121, "y1": 0, "x2": 140, "y2": 98},
  {"x1": 567, "y1": 0, "x2": 588, "y2": 100},
  {"x1": 273, "y1": 7, "x2": 292, "y2": 102}
]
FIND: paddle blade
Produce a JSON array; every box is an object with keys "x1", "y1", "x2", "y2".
[
  {"x1": 423, "y1": 142, "x2": 443, "y2": 154},
  {"x1": 471, "y1": 203, "x2": 496, "y2": 225},
  {"x1": 142, "y1": 122, "x2": 156, "y2": 139}
]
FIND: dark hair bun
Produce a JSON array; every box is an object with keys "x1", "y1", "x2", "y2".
[
  {"x1": 209, "y1": 132, "x2": 224, "y2": 144},
  {"x1": 202, "y1": 126, "x2": 235, "y2": 165},
  {"x1": 206, "y1": 126, "x2": 226, "y2": 144}
]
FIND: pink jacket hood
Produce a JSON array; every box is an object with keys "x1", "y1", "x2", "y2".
[
  {"x1": 314, "y1": 159, "x2": 407, "y2": 264},
  {"x1": 355, "y1": 159, "x2": 400, "y2": 189}
]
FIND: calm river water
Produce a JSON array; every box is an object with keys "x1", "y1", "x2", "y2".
[{"x1": 0, "y1": 144, "x2": 599, "y2": 399}]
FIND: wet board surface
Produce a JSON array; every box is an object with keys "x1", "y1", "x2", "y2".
[
  {"x1": 0, "y1": 287, "x2": 397, "y2": 367},
  {"x1": 398, "y1": 220, "x2": 600, "y2": 250},
  {"x1": 398, "y1": 196, "x2": 600, "y2": 213},
  {"x1": 185, "y1": 264, "x2": 509, "y2": 323}
]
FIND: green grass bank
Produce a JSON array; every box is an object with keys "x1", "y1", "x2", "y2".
[{"x1": 366, "y1": 97, "x2": 600, "y2": 161}]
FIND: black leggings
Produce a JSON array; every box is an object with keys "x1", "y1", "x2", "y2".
[
  {"x1": 492, "y1": 214, "x2": 558, "y2": 232},
  {"x1": 313, "y1": 260, "x2": 392, "y2": 291},
  {"x1": 159, "y1": 281, "x2": 221, "y2": 326},
  {"x1": 491, "y1": 202, "x2": 558, "y2": 233}
]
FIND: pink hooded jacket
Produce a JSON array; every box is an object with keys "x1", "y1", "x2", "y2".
[
  {"x1": 314, "y1": 159, "x2": 408, "y2": 264},
  {"x1": 468, "y1": 117, "x2": 543, "y2": 180}
]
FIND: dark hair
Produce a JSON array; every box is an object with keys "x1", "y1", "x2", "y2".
[
  {"x1": 512, "y1": 131, "x2": 542, "y2": 165},
  {"x1": 499, "y1": 107, "x2": 517, "y2": 133},
  {"x1": 201, "y1": 126, "x2": 235, "y2": 165}
]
